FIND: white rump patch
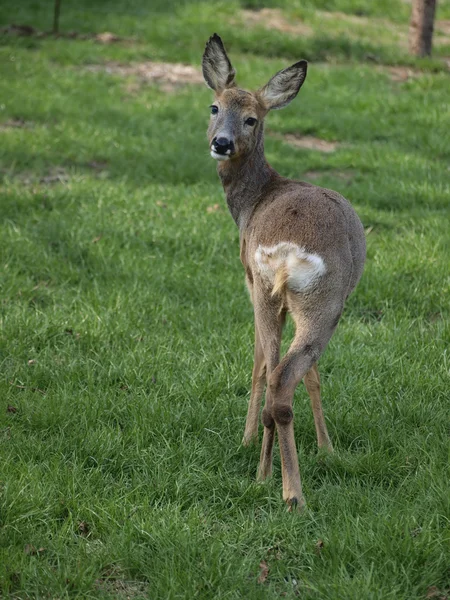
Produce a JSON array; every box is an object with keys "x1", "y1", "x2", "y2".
[{"x1": 255, "y1": 242, "x2": 326, "y2": 292}]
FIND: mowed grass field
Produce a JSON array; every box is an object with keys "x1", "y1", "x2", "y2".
[{"x1": 1, "y1": 0, "x2": 449, "y2": 598}]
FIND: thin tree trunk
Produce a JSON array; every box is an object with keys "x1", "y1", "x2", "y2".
[
  {"x1": 53, "y1": 0, "x2": 62, "y2": 34},
  {"x1": 409, "y1": 0, "x2": 437, "y2": 57}
]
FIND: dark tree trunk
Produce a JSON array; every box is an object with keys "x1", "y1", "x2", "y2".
[
  {"x1": 53, "y1": 0, "x2": 62, "y2": 34},
  {"x1": 409, "y1": 0, "x2": 437, "y2": 57}
]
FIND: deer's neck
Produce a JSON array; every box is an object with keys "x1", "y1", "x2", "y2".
[{"x1": 217, "y1": 133, "x2": 276, "y2": 230}]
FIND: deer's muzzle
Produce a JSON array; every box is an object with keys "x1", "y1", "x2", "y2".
[{"x1": 211, "y1": 136, "x2": 235, "y2": 160}]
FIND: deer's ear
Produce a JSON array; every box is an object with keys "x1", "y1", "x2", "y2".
[
  {"x1": 202, "y1": 34, "x2": 236, "y2": 92},
  {"x1": 259, "y1": 61, "x2": 307, "y2": 110}
]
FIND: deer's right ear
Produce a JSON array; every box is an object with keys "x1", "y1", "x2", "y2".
[{"x1": 202, "y1": 34, "x2": 236, "y2": 92}]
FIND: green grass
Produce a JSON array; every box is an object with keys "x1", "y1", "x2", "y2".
[{"x1": 0, "y1": 1, "x2": 449, "y2": 598}]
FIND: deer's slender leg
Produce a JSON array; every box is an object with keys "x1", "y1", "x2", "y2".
[
  {"x1": 267, "y1": 289, "x2": 342, "y2": 510},
  {"x1": 303, "y1": 364, "x2": 333, "y2": 452},
  {"x1": 254, "y1": 301, "x2": 286, "y2": 481},
  {"x1": 267, "y1": 338, "x2": 314, "y2": 510},
  {"x1": 258, "y1": 415, "x2": 276, "y2": 480},
  {"x1": 242, "y1": 324, "x2": 266, "y2": 446}
]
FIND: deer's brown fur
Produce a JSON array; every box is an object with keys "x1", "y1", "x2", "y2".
[{"x1": 202, "y1": 34, "x2": 366, "y2": 510}]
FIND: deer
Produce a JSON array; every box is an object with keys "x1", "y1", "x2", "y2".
[{"x1": 202, "y1": 34, "x2": 366, "y2": 511}]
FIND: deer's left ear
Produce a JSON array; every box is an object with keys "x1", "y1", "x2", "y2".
[
  {"x1": 202, "y1": 34, "x2": 236, "y2": 92},
  {"x1": 259, "y1": 61, "x2": 307, "y2": 110}
]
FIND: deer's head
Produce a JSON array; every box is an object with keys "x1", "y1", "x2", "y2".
[{"x1": 202, "y1": 34, "x2": 307, "y2": 162}]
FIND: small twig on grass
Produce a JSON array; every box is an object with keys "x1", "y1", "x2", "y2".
[{"x1": 9, "y1": 381, "x2": 46, "y2": 395}]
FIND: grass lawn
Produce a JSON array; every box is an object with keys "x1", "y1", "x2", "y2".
[{"x1": 0, "y1": 0, "x2": 449, "y2": 598}]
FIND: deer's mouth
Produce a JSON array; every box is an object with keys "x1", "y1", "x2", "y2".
[
  {"x1": 210, "y1": 149, "x2": 232, "y2": 161},
  {"x1": 210, "y1": 137, "x2": 235, "y2": 161}
]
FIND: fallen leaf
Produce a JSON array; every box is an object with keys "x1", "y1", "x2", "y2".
[
  {"x1": 78, "y1": 521, "x2": 89, "y2": 536},
  {"x1": 7, "y1": 405, "x2": 18, "y2": 413},
  {"x1": 92, "y1": 235, "x2": 102, "y2": 244},
  {"x1": 257, "y1": 560, "x2": 269, "y2": 584},
  {"x1": 315, "y1": 539, "x2": 324, "y2": 554},
  {"x1": 28, "y1": 359, "x2": 36, "y2": 365},
  {"x1": 24, "y1": 544, "x2": 45, "y2": 556},
  {"x1": 206, "y1": 203, "x2": 221, "y2": 213},
  {"x1": 156, "y1": 201, "x2": 167, "y2": 208}
]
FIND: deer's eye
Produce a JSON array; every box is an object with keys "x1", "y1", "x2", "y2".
[
  {"x1": 210, "y1": 105, "x2": 218, "y2": 115},
  {"x1": 245, "y1": 117, "x2": 257, "y2": 126}
]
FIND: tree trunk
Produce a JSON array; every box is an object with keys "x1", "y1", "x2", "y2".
[
  {"x1": 409, "y1": 0, "x2": 437, "y2": 57},
  {"x1": 53, "y1": 0, "x2": 62, "y2": 34}
]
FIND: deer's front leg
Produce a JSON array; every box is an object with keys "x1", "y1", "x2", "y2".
[
  {"x1": 304, "y1": 363, "x2": 333, "y2": 452},
  {"x1": 242, "y1": 323, "x2": 266, "y2": 446}
]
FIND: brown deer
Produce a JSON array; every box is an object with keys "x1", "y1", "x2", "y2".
[{"x1": 202, "y1": 34, "x2": 366, "y2": 510}]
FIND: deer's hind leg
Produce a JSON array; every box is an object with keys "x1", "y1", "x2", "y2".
[
  {"x1": 268, "y1": 299, "x2": 341, "y2": 510},
  {"x1": 242, "y1": 323, "x2": 266, "y2": 446},
  {"x1": 304, "y1": 364, "x2": 333, "y2": 452},
  {"x1": 257, "y1": 308, "x2": 287, "y2": 480},
  {"x1": 251, "y1": 288, "x2": 286, "y2": 481}
]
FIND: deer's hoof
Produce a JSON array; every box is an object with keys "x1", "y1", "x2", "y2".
[
  {"x1": 241, "y1": 433, "x2": 258, "y2": 447},
  {"x1": 256, "y1": 466, "x2": 272, "y2": 482},
  {"x1": 286, "y1": 496, "x2": 306, "y2": 513},
  {"x1": 317, "y1": 442, "x2": 334, "y2": 456}
]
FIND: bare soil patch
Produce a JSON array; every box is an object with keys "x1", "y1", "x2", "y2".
[
  {"x1": 84, "y1": 62, "x2": 203, "y2": 92},
  {"x1": 0, "y1": 119, "x2": 34, "y2": 131},
  {"x1": 270, "y1": 132, "x2": 341, "y2": 153},
  {"x1": 238, "y1": 9, "x2": 312, "y2": 36},
  {"x1": 434, "y1": 20, "x2": 450, "y2": 46},
  {"x1": 4, "y1": 162, "x2": 110, "y2": 185},
  {"x1": 94, "y1": 566, "x2": 148, "y2": 599},
  {"x1": 1, "y1": 24, "x2": 133, "y2": 44},
  {"x1": 303, "y1": 169, "x2": 354, "y2": 182},
  {"x1": 317, "y1": 11, "x2": 408, "y2": 47},
  {"x1": 95, "y1": 577, "x2": 149, "y2": 599},
  {"x1": 12, "y1": 167, "x2": 70, "y2": 185},
  {"x1": 87, "y1": 160, "x2": 109, "y2": 172},
  {"x1": 383, "y1": 66, "x2": 422, "y2": 82},
  {"x1": 436, "y1": 20, "x2": 450, "y2": 36},
  {"x1": 39, "y1": 167, "x2": 70, "y2": 184},
  {"x1": 317, "y1": 10, "x2": 372, "y2": 26}
]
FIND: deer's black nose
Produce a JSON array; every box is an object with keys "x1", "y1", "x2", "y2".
[{"x1": 213, "y1": 136, "x2": 235, "y2": 155}]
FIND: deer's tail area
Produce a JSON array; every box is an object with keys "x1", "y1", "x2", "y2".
[
  {"x1": 255, "y1": 242, "x2": 327, "y2": 302},
  {"x1": 272, "y1": 264, "x2": 290, "y2": 298}
]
